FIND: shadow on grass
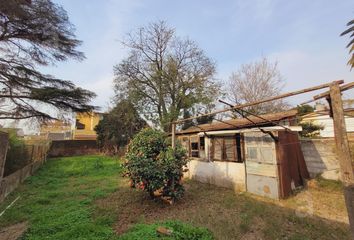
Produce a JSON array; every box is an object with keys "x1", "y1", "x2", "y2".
[{"x1": 96, "y1": 178, "x2": 350, "y2": 240}]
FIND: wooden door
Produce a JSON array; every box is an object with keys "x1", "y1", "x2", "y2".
[{"x1": 244, "y1": 132, "x2": 279, "y2": 199}]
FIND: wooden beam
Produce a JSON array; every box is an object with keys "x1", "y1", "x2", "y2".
[
  {"x1": 329, "y1": 82, "x2": 354, "y2": 238},
  {"x1": 219, "y1": 99, "x2": 291, "y2": 131},
  {"x1": 171, "y1": 123, "x2": 176, "y2": 149},
  {"x1": 173, "y1": 80, "x2": 344, "y2": 124},
  {"x1": 314, "y1": 81, "x2": 354, "y2": 100}
]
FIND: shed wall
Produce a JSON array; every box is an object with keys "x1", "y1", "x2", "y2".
[{"x1": 184, "y1": 160, "x2": 246, "y2": 191}]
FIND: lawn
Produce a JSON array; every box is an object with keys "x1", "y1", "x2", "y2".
[{"x1": 0, "y1": 155, "x2": 350, "y2": 240}]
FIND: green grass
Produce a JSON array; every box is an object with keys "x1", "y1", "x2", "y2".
[
  {"x1": 119, "y1": 221, "x2": 213, "y2": 240},
  {"x1": 0, "y1": 155, "x2": 351, "y2": 240},
  {"x1": 315, "y1": 175, "x2": 343, "y2": 192},
  {"x1": 0, "y1": 155, "x2": 121, "y2": 240}
]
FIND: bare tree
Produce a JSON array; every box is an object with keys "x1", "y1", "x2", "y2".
[
  {"x1": 114, "y1": 21, "x2": 220, "y2": 131},
  {"x1": 226, "y1": 57, "x2": 289, "y2": 115}
]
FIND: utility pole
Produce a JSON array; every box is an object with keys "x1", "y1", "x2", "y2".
[{"x1": 329, "y1": 81, "x2": 354, "y2": 238}]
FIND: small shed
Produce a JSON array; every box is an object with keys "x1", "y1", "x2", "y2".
[{"x1": 176, "y1": 109, "x2": 309, "y2": 199}]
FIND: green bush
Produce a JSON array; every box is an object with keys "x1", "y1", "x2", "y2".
[
  {"x1": 299, "y1": 122, "x2": 324, "y2": 138},
  {"x1": 119, "y1": 221, "x2": 213, "y2": 240},
  {"x1": 124, "y1": 128, "x2": 188, "y2": 201},
  {"x1": 3, "y1": 129, "x2": 30, "y2": 176}
]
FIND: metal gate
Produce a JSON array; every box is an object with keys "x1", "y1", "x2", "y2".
[{"x1": 244, "y1": 131, "x2": 279, "y2": 199}]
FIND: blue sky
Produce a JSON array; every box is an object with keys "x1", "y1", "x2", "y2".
[{"x1": 49, "y1": 0, "x2": 354, "y2": 110}]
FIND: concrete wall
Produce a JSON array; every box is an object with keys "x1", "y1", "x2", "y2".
[
  {"x1": 48, "y1": 140, "x2": 99, "y2": 157},
  {"x1": 300, "y1": 138, "x2": 354, "y2": 181},
  {"x1": 184, "y1": 159, "x2": 246, "y2": 191},
  {"x1": 0, "y1": 158, "x2": 46, "y2": 202},
  {"x1": 0, "y1": 134, "x2": 48, "y2": 203}
]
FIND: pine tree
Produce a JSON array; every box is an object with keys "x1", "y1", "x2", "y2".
[{"x1": 0, "y1": 0, "x2": 96, "y2": 121}]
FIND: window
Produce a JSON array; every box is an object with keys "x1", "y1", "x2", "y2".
[
  {"x1": 236, "y1": 133, "x2": 243, "y2": 162},
  {"x1": 213, "y1": 137, "x2": 223, "y2": 160},
  {"x1": 199, "y1": 137, "x2": 206, "y2": 158},
  {"x1": 76, "y1": 119, "x2": 85, "y2": 130},
  {"x1": 190, "y1": 136, "x2": 199, "y2": 158},
  {"x1": 199, "y1": 137, "x2": 205, "y2": 150},
  {"x1": 247, "y1": 147, "x2": 258, "y2": 160},
  {"x1": 211, "y1": 135, "x2": 244, "y2": 162},
  {"x1": 224, "y1": 137, "x2": 235, "y2": 161}
]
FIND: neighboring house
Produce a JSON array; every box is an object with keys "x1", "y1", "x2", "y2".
[
  {"x1": 301, "y1": 104, "x2": 354, "y2": 138},
  {"x1": 37, "y1": 112, "x2": 103, "y2": 140},
  {"x1": 73, "y1": 112, "x2": 103, "y2": 140},
  {"x1": 176, "y1": 109, "x2": 309, "y2": 199},
  {"x1": 39, "y1": 120, "x2": 72, "y2": 140}
]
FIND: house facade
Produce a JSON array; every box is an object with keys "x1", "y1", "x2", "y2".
[
  {"x1": 39, "y1": 120, "x2": 72, "y2": 140},
  {"x1": 301, "y1": 105, "x2": 354, "y2": 138},
  {"x1": 73, "y1": 112, "x2": 103, "y2": 140},
  {"x1": 177, "y1": 109, "x2": 309, "y2": 199},
  {"x1": 37, "y1": 112, "x2": 103, "y2": 140}
]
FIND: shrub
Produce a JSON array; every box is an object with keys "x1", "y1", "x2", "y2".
[
  {"x1": 119, "y1": 221, "x2": 213, "y2": 240},
  {"x1": 95, "y1": 100, "x2": 146, "y2": 155},
  {"x1": 299, "y1": 122, "x2": 324, "y2": 138},
  {"x1": 124, "y1": 128, "x2": 188, "y2": 201},
  {"x1": 3, "y1": 129, "x2": 30, "y2": 176}
]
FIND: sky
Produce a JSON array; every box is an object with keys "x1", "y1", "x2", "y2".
[{"x1": 45, "y1": 0, "x2": 354, "y2": 110}]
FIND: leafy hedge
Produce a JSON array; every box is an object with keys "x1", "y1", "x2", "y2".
[
  {"x1": 119, "y1": 221, "x2": 213, "y2": 240},
  {"x1": 3, "y1": 129, "x2": 30, "y2": 176},
  {"x1": 124, "y1": 128, "x2": 188, "y2": 201}
]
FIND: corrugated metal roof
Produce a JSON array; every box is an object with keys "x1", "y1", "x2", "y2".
[{"x1": 177, "y1": 109, "x2": 298, "y2": 134}]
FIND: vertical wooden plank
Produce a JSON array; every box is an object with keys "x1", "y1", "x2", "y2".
[
  {"x1": 210, "y1": 137, "x2": 214, "y2": 161},
  {"x1": 171, "y1": 123, "x2": 176, "y2": 150},
  {"x1": 222, "y1": 138, "x2": 225, "y2": 161},
  {"x1": 0, "y1": 132, "x2": 9, "y2": 180},
  {"x1": 233, "y1": 136, "x2": 237, "y2": 162},
  {"x1": 329, "y1": 82, "x2": 354, "y2": 238},
  {"x1": 330, "y1": 83, "x2": 354, "y2": 183}
]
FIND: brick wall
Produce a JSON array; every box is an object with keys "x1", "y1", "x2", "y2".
[{"x1": 48, "y1": 140, "x2": 99, "y2": 158}]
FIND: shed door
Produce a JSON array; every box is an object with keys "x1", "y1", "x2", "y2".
[{"x1": 244, "y1": 132, "x2": 279, "y2": 199}]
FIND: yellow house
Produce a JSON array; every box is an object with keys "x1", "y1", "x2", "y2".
[
  {"x1": 39, "y1": 120, "x2": 72, "y2": 140},
  {"x1": 73, "y1": 112, "x2": 103, "y2": 140}
]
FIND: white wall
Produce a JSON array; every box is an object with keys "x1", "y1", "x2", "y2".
[
  {"x1": 184, "y1": 159, "x2": 246, "y2": 192},
  {"x1": 303, "y1": 115, "x2": 354, "y2": 137}
]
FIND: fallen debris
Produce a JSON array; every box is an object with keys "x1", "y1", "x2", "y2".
[{"x1": 156, "y1": 226, "x2": 173, "y2": 236}]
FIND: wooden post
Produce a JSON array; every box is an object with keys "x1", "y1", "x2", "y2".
[
  {"x1": 171, "y1": 123, "x2": 176, "y2": 149},
  {"x1": 329, "y1": 82, "x2": 354, "y2": 238},
  {"x1": 0, "y1": 132, "x2": 9, "y2": 180}
]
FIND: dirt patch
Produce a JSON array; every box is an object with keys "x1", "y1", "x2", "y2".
[
  {"x1": 95, "y1": 178, "x2": 350, "y2": 239},
  {"x1": 96, "y1": 179, "x2": 245, "y2": 238},
  {"x1": 239, "y1": 217, "x2": 265, "y2": 240},
  {"x1": 0, "y1": 222, "x2": 28, "y2": 240}
]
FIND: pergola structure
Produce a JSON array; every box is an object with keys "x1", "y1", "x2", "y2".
[{"x1": 171, "y1": 80, "x2": 354, "y2": 237}]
